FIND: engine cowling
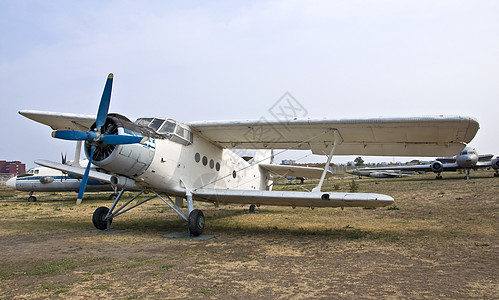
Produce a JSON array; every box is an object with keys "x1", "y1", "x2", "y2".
[
  {"x1": 84, "y1": 114, "x2": 157, "y2": 178},
  {"x1": 492, "y1": 158, "x2": 499, "y2": 170},
  {"x1": 431, "y1": 161, "x2": 444, "y2": 173}
]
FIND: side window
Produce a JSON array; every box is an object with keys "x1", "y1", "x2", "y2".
[{"x1": 175, "y1": 126, "x2": 185, "y2": 137}]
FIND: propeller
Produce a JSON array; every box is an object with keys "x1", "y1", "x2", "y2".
[{"x1": 51, "y1": 73, "x2": 146, "y2": 204}]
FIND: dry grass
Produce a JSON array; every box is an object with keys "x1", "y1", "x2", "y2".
[{"x1": 0, "y1": 171, "x2": 497, "y2": 299}]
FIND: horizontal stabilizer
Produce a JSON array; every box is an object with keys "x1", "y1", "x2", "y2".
[{"x1": 192, "y1": 189, "x2": 394, "y2": 208}]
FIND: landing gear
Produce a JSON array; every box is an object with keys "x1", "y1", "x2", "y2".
[
  {"x1": 435, "y1": 175, "x2": 443, "y2": 180},
  {"x1": 494, "y1": 173, "x2": 499, "y2": 177},
  {"x1": 108, "y1": 193, "x2": 118, "y2": 200},
  {"x1": 249, "y1": 204, "x2": 256, "y2": 213},
  {"x1": 93, "y1": 206, "x2": 111, "y2": 230},
  {"x1": 28, "y1": 192, "x2": 37, "y2": 202},
  {"x1": 464, "y1": 169, "x2": 470, "y2": 180},
  {"x1": 91, "y1": 189, "x2": 206, "y2": 236},
  {"x1": 188, "y1": 209, "x2": 205, "y2": 236}
]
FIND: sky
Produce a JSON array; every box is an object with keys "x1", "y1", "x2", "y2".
[{"x1": 1, "y1": 0, "x2": 498, "y2": 169}]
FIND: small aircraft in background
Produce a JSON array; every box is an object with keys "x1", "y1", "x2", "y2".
[
  {"x1": 6, "y1": 157, "x2": 116, "y2": 202},
  {"x1": 354, "y1": 148, "x2": 499, "y2": 180},
  {"x1": 18, "y1": 73, "x2": 480, "y2": 236},
  {"x1": 347, "y1": 169, "x2": 414, "y2": 179}
]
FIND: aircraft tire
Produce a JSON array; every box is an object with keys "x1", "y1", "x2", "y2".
[
  {"x1": 249, "y1": 204, "x2": 256, "y2": 213},
  {"x1": 108, "y1": 193, "x2": 118, "y2": 200},
  {"x1": 93, "y1": 206, "x2": 112, "y2": 230},
  {"x1": 28, "y1": 196, "x2": 37, "y2": 202},
  {"x1": 188, "y1": 209, "x2": 205, "y2": 237}
]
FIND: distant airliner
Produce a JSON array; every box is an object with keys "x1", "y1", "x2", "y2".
[
  {"x1": 6, "y1": 161, "x2": 115, "y2": 202},
  {"x1": 347, "y1": 169, "x2": 413, "y2": 179},
  {"x1": 355, "y1": 147, "x2": 499, "y2": 179}
]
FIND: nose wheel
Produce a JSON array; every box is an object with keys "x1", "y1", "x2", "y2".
[
  {"x1": 93, "y1": 206, "x2": 112, "y2": 230},
  {"x1": 188, "y1": 209, "x2": 205, "y2": 236}
]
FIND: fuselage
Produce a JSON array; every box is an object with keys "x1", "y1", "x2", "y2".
[{"x1": 86, "y1": 115, "x2": 273, "y2": 197}]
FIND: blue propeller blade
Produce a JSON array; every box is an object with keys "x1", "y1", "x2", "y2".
[
  {"x1": 101, "y1": 135, "x2": 146, "y2": 145},
  {"x1": 77, "y1": 146, "x2": 95, "y2": 204},
  {"x1": 95, "y1": 73, "x2": 114, "y2": 128},
  {"x1": 52, "y1": 130, "x2": 88, "y2": 141}
]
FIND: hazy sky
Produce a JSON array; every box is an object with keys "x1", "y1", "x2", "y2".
[{"x1": 1, "y1": 0, "x2": 498, "y2": 168}]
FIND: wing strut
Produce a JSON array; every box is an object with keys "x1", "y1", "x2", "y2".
[{"x1": 312, "y1": 130, "x2": 340, "y2": 192}]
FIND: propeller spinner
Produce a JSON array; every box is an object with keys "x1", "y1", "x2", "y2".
[{"x1": 51, "y1": 73, "x2": 146, "y2": 204}]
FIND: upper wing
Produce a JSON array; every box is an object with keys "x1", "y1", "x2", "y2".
[
  {"x1": 259, "y1": 164, "x2": 333, "y2": 179},
  {"x1": 19, "y1": 110, "x2": 96, "y2": 131},
  {"x1": 190, "y1": 116, "x2": 479, "y2": 157},
  {"x1": 192, "y1": 189, "x2": 394, "y2": 208}
]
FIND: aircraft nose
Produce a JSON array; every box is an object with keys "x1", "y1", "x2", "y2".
[
  {"x1": 6, "y1": 177, "x2": 16, "y2": 189},
  {"x1": 457, "y1": 155, "x2": 473, "y2": 168}
]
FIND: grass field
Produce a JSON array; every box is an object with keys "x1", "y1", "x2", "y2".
[{"x1": 0, "y1": 171, "x2": 497, "y2": 299}]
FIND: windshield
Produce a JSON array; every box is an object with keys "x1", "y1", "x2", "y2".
[
  {"x1": 134, "y1": 117, "x2": 192, "y2": 145},
  {"x1": 158, "y1": 121, "x2": 176, "y2": 134}
]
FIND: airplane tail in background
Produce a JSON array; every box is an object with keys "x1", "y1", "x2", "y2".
[
  {"x1": 254, "y1": 150, "x2": 274, "y2": 190},
  {"x1": 253, "y1": 149, "x2": 274, "y2": 165}
]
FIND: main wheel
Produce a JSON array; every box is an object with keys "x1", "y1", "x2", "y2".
[
  {"x1": 93, "y1": 207, "x2": 111, "y2": 230},
  {"x1": 28, "y1": 196, "x2": 37, "y2": 202},
  {"x1": 188, "y1": 209, "x2": 205, "y2": 236},
  {"x1": 249, "y1": 204, "x2": 256, "y2": 213},
  {"x1": 108, "y1": 193, "x2": 118, "y2": 200}
]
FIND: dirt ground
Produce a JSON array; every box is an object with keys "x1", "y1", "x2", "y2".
[{"x1": 0, "y1": 171, "x2": 497, "y2": 299}]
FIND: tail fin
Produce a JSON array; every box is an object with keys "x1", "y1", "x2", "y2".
[
  {"x1": 253, "y1": 149, "x2": 274, "y2": 165},
  {"x1": 254, "y1": 150, "x2": 274, "y2": 190}
]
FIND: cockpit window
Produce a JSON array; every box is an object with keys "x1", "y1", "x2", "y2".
[
  {"x1": 461, "y1": 150, "x2": 467, "y2": 155},
  {"x1": 175, "y1": 126, "x2": 184, "y2": 137},
  {"x1": 158, "y1": 121, "x2": 176, "y2": 134},
  {"x1": 134, "y1": 117, "x2": 193, "y2": 145},
  {"x1": 135, "y1": 118, "x2": 153, "y2": 127},
  {"x1": 149, "y1": 119, "x2": 165, "y2": 132}
]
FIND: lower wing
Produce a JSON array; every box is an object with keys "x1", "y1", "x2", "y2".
[{"x1": 192, "y1": 189, "x2": 394, "y2": 208}]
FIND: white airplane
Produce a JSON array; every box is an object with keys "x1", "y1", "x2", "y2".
[
  {"x1": 355, "y1": 147, "x2": 499, "y2": 180},
  {"x1": 6, "y1": 160, "x2": 116, "y2": 202},
  {"x1": 346, "y1": 169, "x2": 414, "y2": 179},
  {"x1": 19, "y1": 74, "x2": 480, "y2": 236}
]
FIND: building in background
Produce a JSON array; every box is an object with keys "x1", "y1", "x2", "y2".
[{"x1": 0, "y1": 160, "x2": 26, "y2": 179}]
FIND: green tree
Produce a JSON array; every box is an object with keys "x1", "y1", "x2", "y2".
[{"x1": 354, "y1": 156, "x2": 364, "y2": 166}]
